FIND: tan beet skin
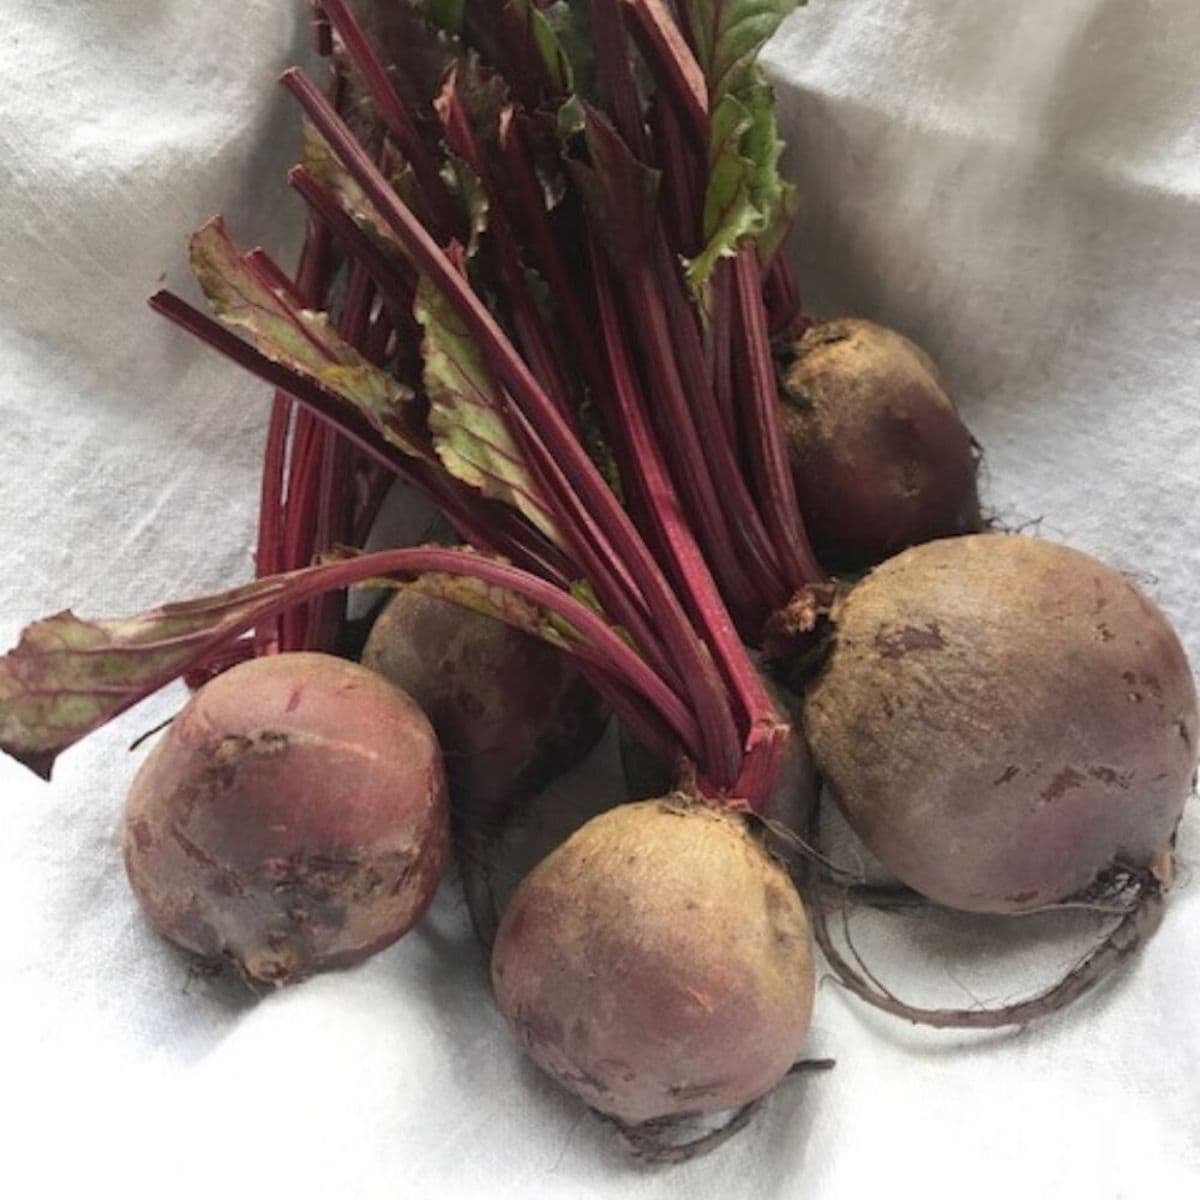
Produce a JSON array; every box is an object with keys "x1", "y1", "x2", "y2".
[
  {"x1": 781, "y1": 318, "x2": 981, "y2": 572},
  {"x1": 805, "y1": 534, "x2": 1199, "y2": 913},
  {"x1": 491, "y1": 799, "x2": 815, "y2": 1125}
]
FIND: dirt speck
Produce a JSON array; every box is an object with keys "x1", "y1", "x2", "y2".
[
  {"x1": 874, "y1": 622, "x2": 945, "y2": 659},
  {"x1": 1088, "y1": 766, "x2": 1131, "y2": 789},
  {"x1": 1040, "y1": 766, "x2": 1084, "y2": 804},
  {"x1": 131, "y1": 819, "x2": 153, "y2": 851}
]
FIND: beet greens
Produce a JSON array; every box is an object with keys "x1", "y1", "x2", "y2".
[{"x1": 3, "y1": 0, "x2": 831, "y2": 811}]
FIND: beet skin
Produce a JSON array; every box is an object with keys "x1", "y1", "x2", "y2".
[
  {"x1": 491, "y1": 799, "x2": 815, "y2": 1125},
  {"x1": 781, "y1": 318, "x2": 981, "y2": 572},
  {"x1": 124, "y1": 652, "x2": 449, "y2": 984},
  {"x1": 804, "y1": 534, "x2": 1198, "y2": 913},
  {"x1": 362, "y1": 590, "x2": 605, "y2": 824}
]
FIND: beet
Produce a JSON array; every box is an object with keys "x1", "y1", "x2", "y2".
[
  {"x1": 804, "y1": 534, "x2": 1198, "y2": 913},
  {"x1": 123, "y1": 652, "x2": 448, "y2": 984},
  {"x1": 780, "y1": 318, "x2": 982, "y2": 572},
  {"x1": 361, "y1": 590, "x2": 606, "y2": 825},
  {"x1": 491, "y1": 798, "x2": 815, "y2": 1125}
]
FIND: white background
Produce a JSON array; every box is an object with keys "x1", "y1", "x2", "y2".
[{"x1": 1, "y1": 2, "x2": 1197, "y2": 1196}]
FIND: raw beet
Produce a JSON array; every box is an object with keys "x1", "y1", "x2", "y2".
[
  {"x1": 780, "y1": 318, "x2": 981, "y2": 572},
  {"x1": 124, "y1": 652, "x2": 448, "y2": 984},
  {"x1": 361, "y1": 590, "x2": 606, "y2": 825},
  {"x1": 491, "y1": 798, "x2": 815, "y2": 1125},
  {"x1": 804, "y1": 534, "x2": 1198, "y2": 913}
]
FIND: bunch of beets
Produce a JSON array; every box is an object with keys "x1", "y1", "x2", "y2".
[{"x1": 2, "y1": 0, "x2": 1196, "y2": 1162}]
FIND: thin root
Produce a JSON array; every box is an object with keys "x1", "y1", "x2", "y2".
[
  {"x1": 756, "y1": 815, "x2": 863, "y2": 881},
  {"x1": 794, "y1": 790, "x2": 1170, "y2": 1028},
  {"x1": 788, "y1": 1058, "x2": 836, "y2": 1074},
  {"x1": 607, "y1": 1100, "x2": 765, "y2": 1165},
  {"x1": 129, "y1": 714, "x2": 177, "y2": 753},
  {"x1": 604, "y1": 1058, "x2": 835, "y2": 1163},
  {"x1": 802, "y1": 871, "x2": 1164, "y2": 1029}
]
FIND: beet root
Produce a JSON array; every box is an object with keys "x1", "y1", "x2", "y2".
[
  {"x1": 362, "y1": 590, "x2": 605, "y2": 826},
  {"x1": 124, "y1": 652, "x2": 449, "y2": 985},
  {"x1": 804, "y1": 534, "x2": 1198, "y2": 914},
  {"x1": 491, "y1": 798, "x2": 815, "y2": 1126},
  {"x1": 780, "y1": 318, "x2": 981, "y2": 572}
]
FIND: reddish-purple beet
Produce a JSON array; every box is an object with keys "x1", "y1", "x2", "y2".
[
  {"x1": 124, "y1": 652, "x2": 448, "y2": 984},
  {"x1": 362, "y1": 590, "x2": 605, "y2": 825},
  {"x1": 804, "y1": 534, "x2": 1198, "y2": 913},
  {"x1": 491, "y1": 798, "x2": 815, "y2": 1125},
  {"x1": 780, "y1": 318, "x2": 981, "y2": 572}
]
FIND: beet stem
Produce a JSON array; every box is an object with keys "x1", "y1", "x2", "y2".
[
  {"x1": 288, "y1": 166, "x2": 418, "y2": 314},
  {"x1": 281, "y1": 66, "x2": 748, "y2": 787},
  {"x1": 319, "y1": 0, "x2": 458, "y2": 242},
  {"x1": 731, "y1": 247, "x2": 823, "y2": 587},
  {"x1": 621, "y1": 0, "x2": 709, "y2": 144},
  {"x1": 148, "y1": 291, "x2": 560, "y2": 576},
  {"x1": 591, "y1": 0, "x2": 651, "y2": 163}
]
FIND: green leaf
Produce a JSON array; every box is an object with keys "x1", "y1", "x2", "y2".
[
  {"x1": 413, "y1": 275, "x2": 564, "y2": 547},
  {"x1": 686, "y1": 67, "x2": 792, "y2": 290},
  {"x1": 687, "y1": 0, "x2": 802, "y2": 105},
  {"x1": 303, "y1": 121, "x2": 419, "y2": 261},
  {"x1": 511, "y1": 0, "x2": 574, "y2": 94},
  {"x1": 189, "y1": 218, "x2": 426, "y2": 459},
  {"x1": 680, "y1": 1, "x2": 803, "y2": 288},
  {"x1": 0, "y1": 548, "x2": 631, "y2": 777},
  {"x1": 421, "y1": 0, "x2": 466, "y2": 34},
  {"x1": 0, "y1": 579, "x2": 296, "y2": 778}
]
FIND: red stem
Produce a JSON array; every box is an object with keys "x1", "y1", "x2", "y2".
[
  {"x1": 591, "y1": 238, "x2": 780, "y2": 762},
  {"x1": 578, "y1": 663, "x2": 683, "y2": 771},
  {"x1": 504, "y1": 405, "x2": 685, "y2": 700},
  {"x1": 622, "y1": 254, "x2": 777, "y2": 626},
  {"x1": 648, "y1": 92, "x2": 702, "y2": 257},
  {"x1": 304, "y1": 261, "x2": 376, "y2": 650},
  {"x1": 281, "y1": 409, "x2": 325, "y2": 650},
  {"x1": 655, "y1": 238, "x2": 791, "y2": 612},
  {"x1": 58, "y1": 548, "x2": 706, "y2": 768},
  {"x1": 708, "y1": 257, "x2": 738, "y2": 450},
  {"x1": 281, "y1": 66, "x2": 744, "y2": 786},
  {"x1": 497, "y1": 112, "x2": 644, "y2": 493},
  {"x1": 622, "y1": 0, "x2": 709, "y2": 141},
  {"x1": 149, "y1": 291, "x2": 567, "y2": 581},
  {"x1": 253, "y1": 213, "x2": 333, "y2": 653},
  {"x1": 764, "y1": 250, "x2": 810, "y2": 340},
  {"x1": 298, "y1": 549, "x2": 711, "y2": 759},
  {"x1": 288, "y1": 167, "x2": 417, "y2": 312},
  {"x1": 319, "y1": 0, "x2": 458, "y2": 242},
  {"x1": 434, "y1": 71, "x2": 578, "y2": 429},
  {"x1": 591, "y1": 0, "x2": 651, "y2": 162},
  {"x1": 731, "y1": 247, "x2": 823, "y2": 587}
]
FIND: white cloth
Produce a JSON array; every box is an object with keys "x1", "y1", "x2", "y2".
[{"x1": 1, "y1": 2, "x2": 1197, "y2": 1196}]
